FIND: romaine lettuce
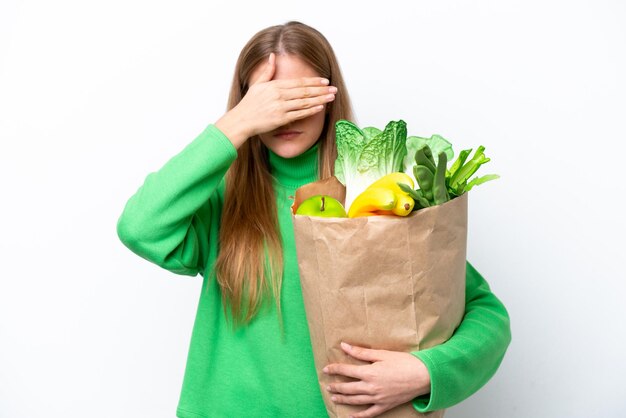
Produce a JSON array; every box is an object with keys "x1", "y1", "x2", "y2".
[{"x1": 334, "y1": 120, "x2": 407, "y2": 210}]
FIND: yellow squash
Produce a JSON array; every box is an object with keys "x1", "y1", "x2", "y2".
[
  {"x1": 366, "y1": 172, "x2": 415, "y2": 216},
  {"x1": 347, "y1": 187, "x2": 397, "y2": 218}
]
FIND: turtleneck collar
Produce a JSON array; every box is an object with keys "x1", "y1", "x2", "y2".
[{"x1": 268, "y1": 143, "x2": 319, "y2": 189}]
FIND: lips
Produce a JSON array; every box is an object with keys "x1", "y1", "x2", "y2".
[{"x1": 274, "y1": 130, "x2": 302, "y2": 140}]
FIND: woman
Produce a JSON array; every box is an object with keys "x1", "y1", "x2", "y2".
[{"x1": 117, "y1": 21, "x2": 511, "y2": 418}]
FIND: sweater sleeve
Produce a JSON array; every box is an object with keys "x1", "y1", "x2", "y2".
[
  {"x1": 411, "y1": 261, "x2": 512, "y2": 412},
  {"x1": 116, "y1": 124, "x2": 237, "y2": 277}
]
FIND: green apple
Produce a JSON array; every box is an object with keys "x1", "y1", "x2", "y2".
[{"x1": 295, "y1": 195, "x2": 347, "y2": 218}]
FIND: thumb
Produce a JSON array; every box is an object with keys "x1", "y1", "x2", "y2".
[
  {"x1": 341, "y1": 342, "x2": 384, "y2": 362},
  {"x1": 253, "y1": 52, "x2": 276, "y2": 85}
]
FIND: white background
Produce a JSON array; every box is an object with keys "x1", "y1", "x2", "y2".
[{"x1": 1, "y1": 1, "x2": 625, "y2": 417}]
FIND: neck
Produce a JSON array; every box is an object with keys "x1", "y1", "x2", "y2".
[{"x1": 268, "y1": 144, "x2": 319, "y2": 188}]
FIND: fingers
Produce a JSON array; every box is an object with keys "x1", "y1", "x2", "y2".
[
  {"x1": 284, "y1": 94, "x2": 335, "y2": 114},
  {"x1": 251, "y1": 53, "x2": 276, "y2": 85},
  {"x1": 279, "y1": 84, "x2": 336, "y2": 120},
  {"x1": 283, "y1": 104, "x2": 326, "y2": 122},
  {"x1": 323, "y1": 362, "x2": 366, "y2": 380},
  {"x1": 280, "y1": 85, "x2": 337, "y2": 101},
  {"x1": 274, "y1": 91, "x2": 334, "y2": 124},
  {"x1": 341, "y1": 342, "x2": 386, "y2": 363},
  {"x1": 327, "y1": 380, "x2": 374, "y2": 396},
  {"x1": 328, "y1": 394, "x2": 391, "y2": 417},
  {"x1": 351, "y1": 404, "x2": 388, "y2": 418},
  {"x1": 240, "y1": 62, "x2": 335, "y2": 134},
  {"x1": 329, "y1": 393, "x2": 374, "y2": 406},
  {"x1": 329, "y1": 390, "x2": 389, "y2": 418},
  {"x1": 274, "y1": 76, "x2": 330, "y2": 89}
]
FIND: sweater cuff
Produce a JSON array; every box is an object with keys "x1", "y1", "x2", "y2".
[
  {"x1": 410, "y1": 350, "x2": 439, "y2": 413},
  {"x1": 200, "y1": 124, "x2": 238, "y2": 162}
]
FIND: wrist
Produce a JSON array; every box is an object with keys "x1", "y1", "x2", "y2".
[
  {"x1": 215, "y1": 109, "x2": 251, "y2": 149},
  {"x1": 411, "y1": 354, "x2": 431, "y2": 396}
]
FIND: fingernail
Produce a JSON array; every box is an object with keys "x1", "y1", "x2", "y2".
[
  {"x1": 321, "y1": 78, "x2": 330, "y2": 85},
  {"x1": 326, "y1": 385, "x2": 331, "y2": 392},
  {"x1": 329, "y1": 86, "x2": 338, "y2": 93},
  {"x1": 341, "y1": 342, "x2": 352, "y2": 350},
  {"x1": 331, "y1": 396, "x2": 337, "y2": 402},
  {"x1": 323, "y1": 366, "x2": 329, "y2": 373}
]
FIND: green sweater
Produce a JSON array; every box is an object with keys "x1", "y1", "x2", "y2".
[{"x1": 116, "y1": 124, "x2": 511, "y2": 417}]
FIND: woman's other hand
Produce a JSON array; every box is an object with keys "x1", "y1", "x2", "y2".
[
  {"x1": 215, "y1": 53, "x2": 337, "y2": 148},
  {"x1": 323, "y1": 342, "x2": 431, "y2": 418}
]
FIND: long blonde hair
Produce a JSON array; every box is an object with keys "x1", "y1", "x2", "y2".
[{"x1": 214, "y1": 21, "x2": 354, "y2": 326}]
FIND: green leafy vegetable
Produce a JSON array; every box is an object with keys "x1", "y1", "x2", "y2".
[
  {"x1": 433, "y1": 152, "x2": 450, "y2": 205},
  {"x1": 448, "y1": 149, "x2": 472, "y2": 179},
  {"x1": 413, "y1": 164, "x2": 434, "y2": 201},
  {"x1": 362, "y1": 127, "x2": 382, "y2": 142},
  {"x1": 334, "y1": 120, "x2": 366, "y2": 187},
  {"x1": 447, "y1": 146, "x2": 497, "y2": 196},
  {"x1": 403, "y1": 143, "x2": 498, "y2": 210},
  {"x1": 335, "y1": 120, "x2": 408, "y2": 209},
  {"x1": 403, "y1": 134, "x2": 453, "y2": 181},
  {"x1": 334, "y1": 118, "x2": 498, "y2": 213},
  {"x1": 464, "y1": 174, "x2": 500, "y2": 193},
  {"x1": 414, "y1": 146, "x2": 436, "y2": 174}
]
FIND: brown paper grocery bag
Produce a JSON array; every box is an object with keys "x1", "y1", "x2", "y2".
[{"x1": 292, "y1": 177, "x2": 468, "y2": 418}]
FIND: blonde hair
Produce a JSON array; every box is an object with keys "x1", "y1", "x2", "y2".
[{"x1": 214, "y1": 21, "x2": 354, "y2": 326}]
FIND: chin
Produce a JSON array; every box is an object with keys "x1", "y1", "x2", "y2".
[
  {"x1": 269, "y1": 143, "x2": 311, "y2": 159},
  {"x1": 272, "y1": 149, "x2": 301, "y2": 159}
]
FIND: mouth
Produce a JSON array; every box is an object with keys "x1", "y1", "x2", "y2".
[{"x1": 274, "y1": 130, "x2": 302, "y2": 140}]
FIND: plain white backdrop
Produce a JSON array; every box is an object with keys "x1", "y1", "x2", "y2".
[{"x1": 1, "y1": 0, "x2": 625, "y2": 417}]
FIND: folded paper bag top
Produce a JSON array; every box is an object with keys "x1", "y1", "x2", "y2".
[{"x1": 291, "y1": 176, "x2": 467, "y2": 418}]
